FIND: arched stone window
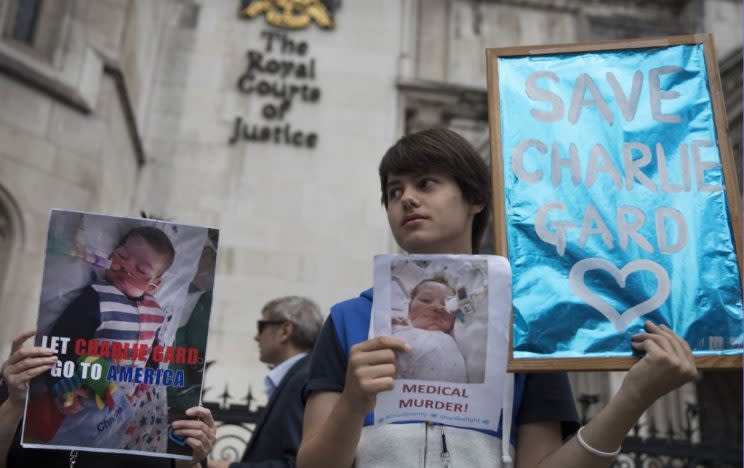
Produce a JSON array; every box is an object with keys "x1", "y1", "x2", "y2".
[{"x1": 0, "y1": 186, "x2": 23, "y2": 318}]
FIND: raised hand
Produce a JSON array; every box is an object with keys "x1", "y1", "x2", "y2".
[
  {"x1": 341, "y1": 336, "x2": 410, "y2": 416},
  {"x1": 623, "y1": 321, "x2": 698, "y2": 409},
  {"x1": 172, "y1": 406, "x2": 217, "y2": 463},
  {"x1": 1, "y1": 331, "x2": 57, "y2": 408}
]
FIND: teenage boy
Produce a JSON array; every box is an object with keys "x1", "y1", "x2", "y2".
[{"x1": 297, "y1": 128, "x2": 697, "y2": 467}]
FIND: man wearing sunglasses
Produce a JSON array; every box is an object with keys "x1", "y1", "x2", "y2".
[{"x1": 209, "y1": 296, "x2": 323, "y2": 468}]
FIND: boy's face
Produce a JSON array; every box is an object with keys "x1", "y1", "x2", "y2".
[
  {"x1": 408, "y1": 281, "x2": 456, "y2": 333},
  {"x1": 385, "y1": 173, "x2": 482, "y2": 254},
  {"x1": 104, "y1": 235, "x2": 171, "y2": 299}
]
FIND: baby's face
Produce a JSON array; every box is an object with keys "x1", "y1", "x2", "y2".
[
  {"x1": 104, "y1": 235, "x2": 170, "y2": 299},
  {"x1": 408, "y1": 281, "x2": 456, "y2": 333}
]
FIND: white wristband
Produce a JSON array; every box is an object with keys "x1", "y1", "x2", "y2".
[{"x1": 576, "y1": 426, "x2": 621, "y2": 458}]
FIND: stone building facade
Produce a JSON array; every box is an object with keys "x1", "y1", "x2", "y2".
[{"x1": 0, "y1": 0, "x2": 740, "y2": 449}]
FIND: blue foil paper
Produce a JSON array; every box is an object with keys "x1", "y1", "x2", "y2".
[{"x1": 497, "y1": 44, "x2": 743, "y2": 359}]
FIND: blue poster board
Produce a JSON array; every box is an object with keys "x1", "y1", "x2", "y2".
[{"x1": 486, "y1": 35, "x2": 743, "y2": 369}]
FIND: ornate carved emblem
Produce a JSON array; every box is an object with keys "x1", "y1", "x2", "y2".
[{"x1": 238, "y1": 0, "x2": 339, "y2": 30}]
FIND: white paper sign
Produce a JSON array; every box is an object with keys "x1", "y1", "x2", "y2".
[{"x1": 371, "y1": 255, "x2": 511, "y2": 432}]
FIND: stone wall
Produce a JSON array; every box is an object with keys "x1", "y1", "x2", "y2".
[
  {"x1": 0, "y1": 0, "x2": 156, "y2": 354},
  {"x1": 132, "y1": 0, "x2": 402, "y2": 402},
  {"x1": 415, "y1": 0, "x2": 741, "y2": 89}
]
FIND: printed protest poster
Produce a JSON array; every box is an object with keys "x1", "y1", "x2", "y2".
[
  {"x1": 371, "y1": 255, "x2": 511, "y2": 433},
  {"x1": 22, "y1": 210, "x2": 219, "y2": 459},
  {"x1": 486, "y1": 35, "x2": 743, "y2": 370}
]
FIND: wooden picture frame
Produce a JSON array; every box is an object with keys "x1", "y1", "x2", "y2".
[{"x1": 486, "y1": 34, "x2": 743, "y2": 371}]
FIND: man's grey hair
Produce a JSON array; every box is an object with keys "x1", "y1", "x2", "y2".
[{"x1": 262, "y1": 296, "x2": 323, "y2": 350}]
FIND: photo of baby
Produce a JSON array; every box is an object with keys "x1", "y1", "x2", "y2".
[
  {"x1": 22, "y1": 210, "x2": 219, "y2": 459},
  {"x1": 393, "y1": 278, "x2": 466, "y2": 382},
  {"x1": 389, "y1": 257, "x2": 488, "y2": 384},
  {"x1": 372, "y1": 254, "x2": 511, "y2": 431},
  {"x1": 42, "y1": 226, "x2": 175, "y2": 450}
]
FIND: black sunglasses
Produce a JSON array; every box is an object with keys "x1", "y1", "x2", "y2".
[{"x1": 256, "y1": 320, "x2": 286, "y2": 334}]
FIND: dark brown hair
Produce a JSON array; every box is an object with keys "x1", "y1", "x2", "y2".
[{"x1": 379, "y1": 128, "x2": 491, "y2": 253}]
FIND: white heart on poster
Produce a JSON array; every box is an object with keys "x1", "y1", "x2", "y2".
[{"x1": 569, "y1": 258, "x2": 671, "y2": 332}]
